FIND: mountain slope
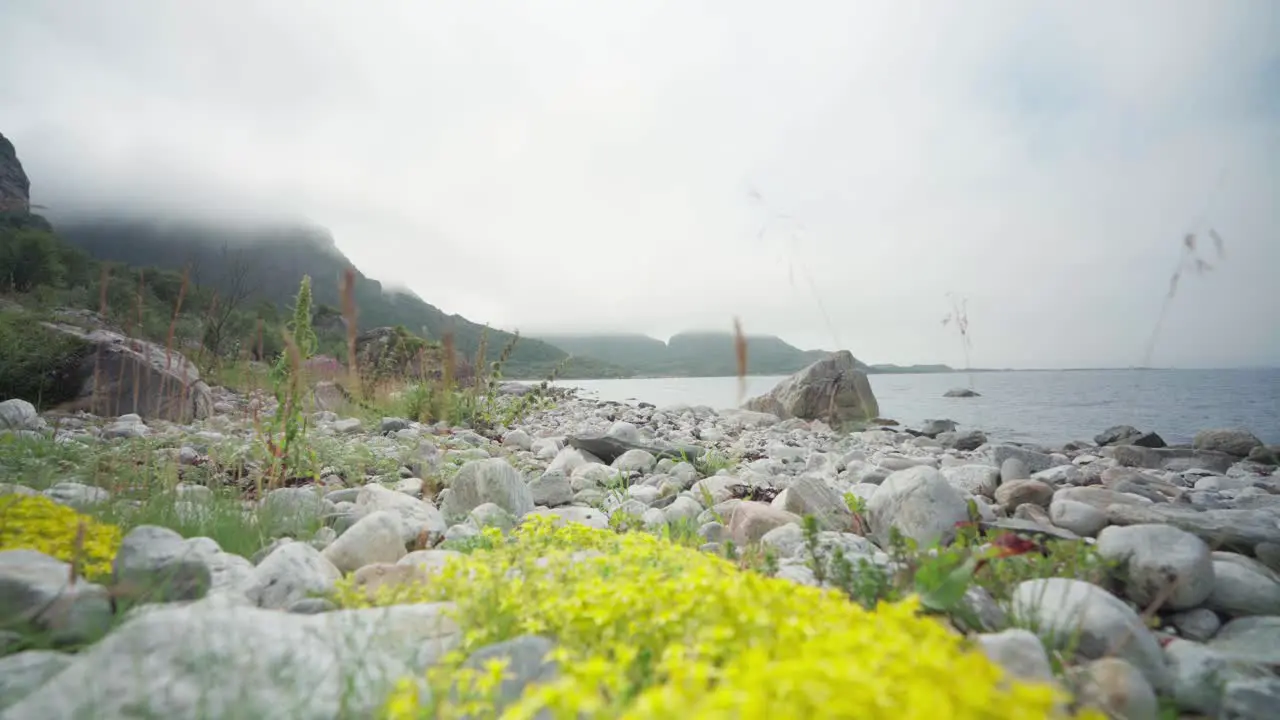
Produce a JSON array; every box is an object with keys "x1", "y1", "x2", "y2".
[
  {"x1": 535, "y1": 331, "x2": 850, "y2": 377},
  {"x1": 50, "y1": 216, "x2": 628, "y2": 378}
]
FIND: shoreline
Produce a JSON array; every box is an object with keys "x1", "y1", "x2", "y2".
[
  {"x1": 1, "y1": 384, "x2": 1279, "y2": 716},
  {"x1": 508, "y1": 365, "x2": 1280, "y2": 382}
]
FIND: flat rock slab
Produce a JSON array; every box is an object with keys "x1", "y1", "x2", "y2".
[
  {"x1": 979, "y1": 518, "x2": 1080, "y2": 543},
  {"x1": 566, "y1": 435, "x2": 704, "y2": 464},
  {"x1": 1104, "y1": 504, "x2": 1280, "y2": 554}
]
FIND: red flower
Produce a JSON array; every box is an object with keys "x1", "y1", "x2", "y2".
[{"x1": 990, "y1": 533, "x2": 1041, "y2": 558}]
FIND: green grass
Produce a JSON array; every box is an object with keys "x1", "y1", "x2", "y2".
[{"x1": 0, "y1": 431, "x2": 332, "y2": 559}]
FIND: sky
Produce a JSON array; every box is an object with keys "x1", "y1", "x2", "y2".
[{"x1": 1, "y1": 1, "x2": 1277, "y2": 369}]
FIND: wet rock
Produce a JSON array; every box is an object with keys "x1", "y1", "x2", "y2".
[{"x1": 1095, "y1": 425, "x2": 1166, "y2": 449}]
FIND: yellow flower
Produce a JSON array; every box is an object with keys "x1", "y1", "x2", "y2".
[
  {"x1": 350, "y1": 515, "x2": 1104, "y2": 719},
  {"x1": 0, "y1": 494, "x2": 121, "y2": 582}
]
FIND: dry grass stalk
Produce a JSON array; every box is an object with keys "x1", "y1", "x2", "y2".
[
  {"x1": 91, "y1": 264, "x2": 110, "y2": 415},
  {"x1": 473, "y1": 330, "x2": 488, "y2": 394},
  {"x1": 941, "y1": 292, "x2": 973, "y2": 390},
  {"x1": 1140, "y1": 230, "x2": 1227, "y2": 368},
  {"x1": 733, "y1": 317, "x2": 748, "y2": 405},
  {"x1": 340, "y1": 266, "x2": 359, "y2": 395},
  {"x1": 68, "y1": 519, "x2": 86, "y2": 587},
  {"x1": 193, "y1": 291, "x2": 214, "y2": 373},
  {"x1": 157, "y1": 266, "x2": 191, "y2": 414},
  {"x1": 132, "y1": 270, "x2": 145, "y2": 415},
  {"x1": 441, "y1": 331, "x2": 457, "y2": 422}
]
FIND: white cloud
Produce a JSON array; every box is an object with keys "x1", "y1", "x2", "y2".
[{"x1": 2, "y1": 0, "x2": 1276, "y2": 368}]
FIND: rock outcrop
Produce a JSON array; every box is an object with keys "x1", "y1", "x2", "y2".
[
  {"x1": 38, "y1": 320, "x2": 213, "y2": 423},
  {"x1": 743, "y1": 350, "x2": 879, "y2": 428},
  {"x1": 0, "y1": 132, "x2": 31, "y2": 214}
]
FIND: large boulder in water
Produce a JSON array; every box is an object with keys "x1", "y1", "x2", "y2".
[
  {"x1": 1192, "y1": 428, "x2": 1264, "y2": 458},
  {"x1": 743, "y1": 350, "x2": 878, "y2": 428}
]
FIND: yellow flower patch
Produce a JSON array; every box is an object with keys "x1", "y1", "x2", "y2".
[
  {"x1": 335, "y1": 516, "x2": 1102, "y2": 719},
  {"x1": 0, "y1": 493, "x2": 122, "y2": 581}
]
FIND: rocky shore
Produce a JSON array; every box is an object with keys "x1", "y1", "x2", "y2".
[{"x1": 1, "y1": 360, "x2": 1279, "y2": 718}]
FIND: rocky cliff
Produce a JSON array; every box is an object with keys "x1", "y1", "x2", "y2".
[{"x1": 0, "y1": 132, "x2": 31, "y2": 214}]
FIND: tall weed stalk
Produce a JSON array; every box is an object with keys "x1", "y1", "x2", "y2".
[{"x1": 255, "y1": 276, "x2": 317, "y2": 491}]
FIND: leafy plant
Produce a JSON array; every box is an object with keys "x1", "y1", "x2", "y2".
[{"x1": 255, "y1": 275, "x2": 319, "y2": 489}]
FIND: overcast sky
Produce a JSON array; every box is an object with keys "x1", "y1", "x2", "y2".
[{"x1": 2, "y1": 1, "x2": 1277, "y2": 369}]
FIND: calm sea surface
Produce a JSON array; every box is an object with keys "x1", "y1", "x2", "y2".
[{"x1": 552, "y1": 369, "x2": 1280, "y2": 447}]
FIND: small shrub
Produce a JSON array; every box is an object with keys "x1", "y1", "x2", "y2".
[{"x1": 0, "y1": 311, "x2": 92, "y2": 408}]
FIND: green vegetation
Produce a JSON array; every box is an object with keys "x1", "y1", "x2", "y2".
[
  {"x1": 0, "y1": 213, "x2": 614, "y2": 416},
  {"x1": 333, "y1": 516, "x2": 1102, "y2": 720},
  {"x1": 5, "y1": 211, "x2": 950, "y2": 383},
  {"x1": 750, "y1": 518, "x2": 1117, "y2": 627},
  {"x1": 256, "y1": 276, "x2": 320, "y2": 489},
  {"x1": 51, "y1": 217, "x2": 631, "y2": 379},
  {"x1": 395, "y1": 330, "x2": 560, "y2": 432},
  {"x1": 2, "y1": 214, "x2": 296, "y2": 380},
  {"x1": 534, "y1": 331, "x2": 833, "y2": 377},
  {"x1": 0, "y1": 310, "x2": 93, "y2": 406}
]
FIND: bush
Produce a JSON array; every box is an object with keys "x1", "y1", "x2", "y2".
[
  {"x1": 0, "y1": 228, "x2": 75, "y2": 292},
  {"x1": 335, "y1": 517, "x2": 1100, "y2": 719},
  {"x1": 0, "y1": 494, "x2": 122, "y2": 582},
  {"x1": 0, "y1": 311, "x2": 92, "y2": 408}
]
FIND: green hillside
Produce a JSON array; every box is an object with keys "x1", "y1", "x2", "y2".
[
  {"x1": 536, "y1": 331, "x2": 843, "y2": 377},
  {"x1": 536, "y1": 331, "x2": 957, "y2": 378},
  {"x1": 50, "y1": 217, "x2": 627, "y2": 379}
]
